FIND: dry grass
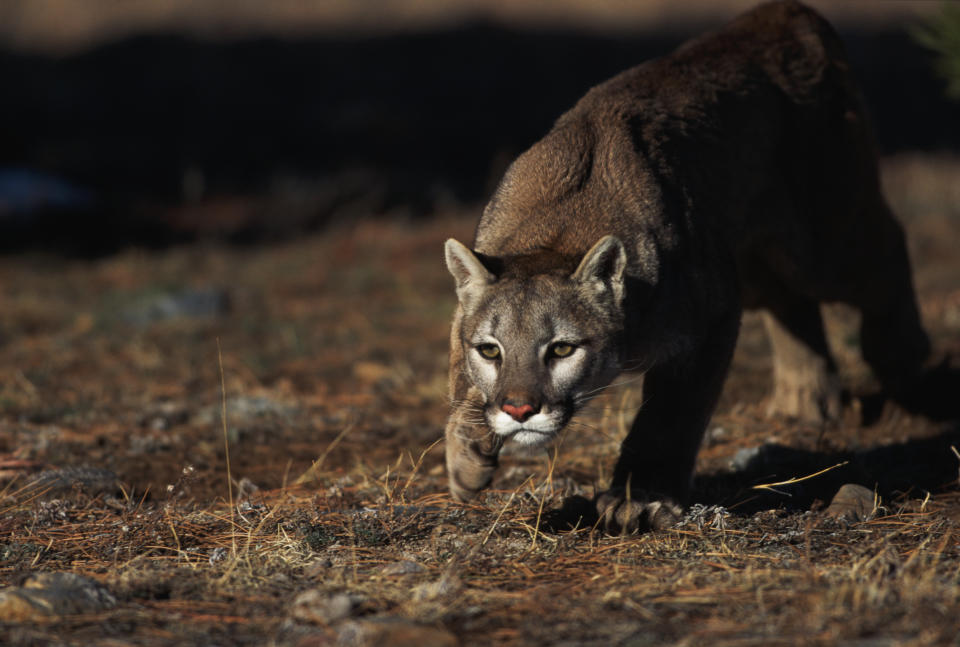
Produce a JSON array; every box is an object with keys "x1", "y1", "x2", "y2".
[
  {"x1": 2, "y1": 460, "x2": 958, "y2": 645},
  {"x1": 1, "y1": 155, "x2": 960, "y2": 644}
]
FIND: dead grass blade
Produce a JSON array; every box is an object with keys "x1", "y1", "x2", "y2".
[
  {"x1": 398, "y1": 436, "x2": 444, "y2": 502},
  {"x1": 293, "y1": 421, "x2": 356, "y2": 486},
  {"x1": 751, "y1": 460, "x2": 850, "y2": 495},
  {"x1": 217, "y1": 337, "x2": 237, "y2": 558}
]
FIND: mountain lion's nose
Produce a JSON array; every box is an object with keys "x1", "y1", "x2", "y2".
[{"x1": 502, "y1": 402, "x2": 536, "y2": 422}]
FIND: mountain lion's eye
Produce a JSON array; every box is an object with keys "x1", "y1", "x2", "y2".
[
  {"x1": 549, "y1": 343, "x2": 575, "y2": 358},
  {"x1": 477, "y1": 344, "x2": 501, "y2": 359}
]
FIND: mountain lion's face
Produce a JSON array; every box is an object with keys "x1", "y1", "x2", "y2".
[{"x1": 446, "y1": 236, "x2": 627, "y2": 446}]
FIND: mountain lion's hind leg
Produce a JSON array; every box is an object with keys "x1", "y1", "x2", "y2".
[
  {"x1": 597, "y1": 312, "x2": 740, "y2": 534},
  {"x1": 855, "y1": 201, "x2": 930, "y2": 398},
  {"x1": 762, "y1": 294, "x2": 841, "y2": 424}
]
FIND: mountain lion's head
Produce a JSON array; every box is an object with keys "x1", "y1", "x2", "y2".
[{"x1": 445, "y1": 236, "x2": 627, "y2": 446}]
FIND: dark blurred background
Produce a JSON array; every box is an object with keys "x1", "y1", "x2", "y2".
[{"x1": 1, "y1": 0, "x2": 957, "y2": 254}]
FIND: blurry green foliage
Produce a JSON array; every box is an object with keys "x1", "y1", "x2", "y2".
[{"x1": 912, "y1": 3, "x2": 960, "y2": 100}]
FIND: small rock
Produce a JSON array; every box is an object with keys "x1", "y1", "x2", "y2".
[
  {"x1": 729, "y1": 446, "x2": 763, "y2": 472},
  {"x1": 194, "y1": 395, "x2": 297, "y2": 426},
  {"x1": 728, "y1": 443, "x2": 818, "y2": 477},
  {"x1": 291, "y1": 590, "x2": 361, "y2": 625},
  {"x1": 352, "y1": 362, "x2": 394, "y2": 385},
  {"x1": 121, "y1": 287, "x2": 229, "y2": 325},
  {"x1": 304, "y1": 559, "x2": 334, "y2": 579},
  {"x1": 293, "y1": 632, "x2": 337, "y2": 647},
  {"x1": 236, "y1": 477, "x2": 260, "y2": 500},
  {"x1": 25, "y1": 466, "x2": 119, "y2": 498},
  {"x1": 137, "y1": 401, "x2": 189, "y2": 432},
  {"x1": 381, "y1": 560, "x2": 425, "y2": 576},
  {"x1": 704, "y1": 426, "x2": 728, "y2": 447},
  {"x1": 338, "y1": 618, "x2": 458, "y2": 647},
  {"x1": 209, "y1": 547, "x2": 229, "y2": 565},
  {"x1": 412, "y1": 572, "x2": 461, "y2": 601},
  {"x1": 0, "y1": 572, "x2": 116, "y2": 622},
  {"x1": 825, "y1": 483, "x2": 877, "y2": 522}
]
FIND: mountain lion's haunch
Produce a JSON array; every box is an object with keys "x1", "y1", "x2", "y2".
[{"x1": 442, "y1": 0, "x2": 930, "y2": 534}]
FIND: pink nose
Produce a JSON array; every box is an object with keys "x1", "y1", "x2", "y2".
[{"x1": 502, "y1": 403, "x2": 535, "y2": 422}]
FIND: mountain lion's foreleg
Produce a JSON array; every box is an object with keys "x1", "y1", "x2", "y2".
[
  {"x1": 445, "y1": 308, "x2": 502, "y2": 502},
  {"x1": 444, "y1": 392, "x2": 502, "y2": 502},
  {"x1": 597, "y1": 312, "x2": 740, "y2": 534}
]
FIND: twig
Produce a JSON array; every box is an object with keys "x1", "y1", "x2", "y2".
[
  {"x1": 399, "y1": 436, "x2": 444, "y2": 502},
  {"x1": 482, "y1": 484, "x2": 528, "y2": 547},
  {"x1": 294, "y1": 422, "x2": 355, "y2": 485},
  {"x1": 29, "y1": 538, "x2": 53, "y2": 567},
  {"x1": 951, "y1": 445, "x2": 960, "y2": 485},
  {"x1": 217, "y1": 338, "x2": 237, "y2": 558},
  {"x1": 751, "y1": 460, "x2": 850, "y2": 495},
  {"x1": 531, "y1": 444, "x2": 561, "y2": 551}
]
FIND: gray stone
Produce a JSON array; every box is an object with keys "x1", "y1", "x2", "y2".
[
  {"x1": 26, "y1": 466, "x2": 119, "y2": 498},
  {"x1": 381, "y1": 560, "x2": 425, "y2": 576},
  {"x1": 0, "y1": 572, "x2": 116, "y2": 622},
  {"x1": 825, "y1": 483, "x2": 877, "y2": 522},
  {"x1": 291, "y1": 590, "x2": 361, "y2": 625},
  {"x1": 338, "y1": 618, "x2": 458, "y2": 647},
  {"x1": 122, "y1": 287, "x2": 229, "y2": 325},
  {"x1": 729, "y1": 446, "x2": 763, "y2": 472}
]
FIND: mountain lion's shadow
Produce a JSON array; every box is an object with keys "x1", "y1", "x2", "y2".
[
  {"x1": 544, "y1": 426, "x2": 959, "y2": 531},
  {"x1": 543, "y1": 364, "x2": 960, "y2": 532},
  {"x1": 860, "y1": 357, "x2": 960, "y2": 424}
]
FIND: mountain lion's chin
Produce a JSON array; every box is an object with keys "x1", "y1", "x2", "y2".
[{"x1": 509, "y1": 429, "x2": 557, "y2": 446}]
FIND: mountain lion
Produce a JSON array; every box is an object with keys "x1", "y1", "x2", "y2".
[{"x1": 442, "y1": 0, "x2": 930, "y2": 533}]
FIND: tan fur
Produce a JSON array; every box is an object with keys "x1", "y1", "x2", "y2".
[{"x1": 443, "y1": 0, "x2": 929, "y2": 533}]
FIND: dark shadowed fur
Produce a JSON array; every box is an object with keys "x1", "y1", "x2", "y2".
[{"x1": 442, "y1": 0, "x2": 930, "y2": 534}]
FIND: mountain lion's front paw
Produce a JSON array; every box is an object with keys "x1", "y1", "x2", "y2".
[
  {"x1": 446, "y1": 438, "x2": 501, "y2": 503},
  {"x1": 595, "y1": 489, "x2": 683, "y2": 535},
  {"x1": 448, "y1": 459, "x2": 496, "y2": 502}
]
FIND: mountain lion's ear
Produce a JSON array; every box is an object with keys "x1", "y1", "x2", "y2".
[
  {"x1": 445, "y1": 239, "x2": 495, "y2": 308},
  {"x1": 572, "y1": 235, "x2": 626, "y2": 303}
]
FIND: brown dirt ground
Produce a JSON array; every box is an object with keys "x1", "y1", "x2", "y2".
[{"x1": 1, "y1": 154, "x2": 960, "y2": 646}]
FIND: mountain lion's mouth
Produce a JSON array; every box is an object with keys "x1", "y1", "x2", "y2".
[
  {"x1": 505, "y1": 428, "x2": 557, "y2": 446},
  {"x1": 488, "y1": 408, "x2": 569, "y2": 446}
]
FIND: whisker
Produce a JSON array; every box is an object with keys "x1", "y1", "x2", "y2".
[
  {"x1": 621, "y1": 357, "x2": 654, "y2": 373},
  {"x1": 577, "y1": 374, "x2": 646, "y2": 399},
  {"x1": 563, "y1": 419, "x2": 620, "y2": 442}
]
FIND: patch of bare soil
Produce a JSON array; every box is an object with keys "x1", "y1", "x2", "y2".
[{"x1": 1, "y1": 155, "x2": 959, "y2": 645}]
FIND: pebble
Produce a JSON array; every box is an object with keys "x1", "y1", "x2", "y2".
[
  {"x1": 338, "y1": 618, "x2": 458, "y2": 647},
  {"x1": 381, "y1": 560, "x2": 425, "y2": 576},
  {"x1": 729, "y1": 446, "x2": 763, "y2": 472},
  {"x1": 121, "y1": 287, "x2": 229, "y2": 325},
  {"x1": 412, "y1": 572, "x2": 461, "y2": 601},
  {"x1": 825, "y1": 483, "x2": 877, "y2": 522},
  {"x1": 0, "y1": 572, "x2": 116, "y2": 622},
  {"x1": 25, "y1": 466, "x2": 119, "y2": 498},
  {"x1": 291, "y1": 590, "x2": 362, "y2": 625}
]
